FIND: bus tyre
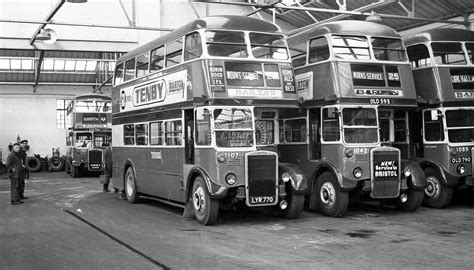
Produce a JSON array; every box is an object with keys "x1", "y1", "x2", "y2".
[
  {"x1": 316, "y1": 172, "x2": 348, "y2": 217},
  {"x1": 280, "y1": 192, "x2": 304, "y2": 219},
  {"x1": 192, "y1": 176, "x2": 218, "y2": 226},
  {"x1": 125, "y1": 167, "x2": 139, "y2": 204},
  {"x1": 423, "y1": 167, "x2": 453, "y2": 208},
  {"x1": 71, "y1": 165, "x2": 80, "y2": 178},
  {"x1": 394, "y1": 189, "x2": 424, "y2": 212}
]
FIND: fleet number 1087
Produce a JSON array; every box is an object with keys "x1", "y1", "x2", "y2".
[{"x1": 370, "y1": 98, "x2": 391, "y2": 104}]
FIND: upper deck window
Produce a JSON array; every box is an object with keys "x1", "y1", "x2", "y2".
[
  {"x1": 136, "y1": 53, "x2": 150, "y2": 77},
  {"x1": 150, "y1": 46, "x2": 165, "y2": 71},
  {"x1": 184, "y1": 32, "x2": 202, "y2": 61},
  {"x1": 466, "y1": 43, "x2": 474, "y2": 64},
  {"x1": 371, "y1": 38, "x2": 406, "y2": 62},
  {"x1": 249, "y1": 33, "x2": 288, "y2": 60},
  {"x1": 124, "y1": 59, "x2": 135, "y2": 82},
  {"x1": 289, "y1": 42, "x2": 307, "y2": 68},
  {"x1": 432, "y1": 42, "x2": 466, "y2": 65},
  {"x1": 331, "y1": 35, "x2": 370, "y2": 60},
  {"x1": 206, "y1": 31, "x2": 248, "y2": 58},
  {"x1": 75, "y1": 100, "x2": 111, "y2": 113},
  {"x1": 309, "y1": 36, "x2": 330, "y2": 63},
  {"x1": 407, "y1": 44, "x2": 431, "y2": 68},
  {"x1": 165, "y1": 39, "x2": 183, "y2": 68},
  {"x1": 114, "y1": 63, "x2": 124, "y2": 85}
]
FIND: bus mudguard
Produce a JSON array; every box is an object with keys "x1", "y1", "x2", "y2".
[
  {"x1": 417, "y1": 159, "x2": 459, "y2": 187},
  {"x1": 279, "y1": 163, "x2": 309, "y2": 194},
  {"x1": 401, "y1": 159, "x2": 426, "y2": 191},
  {"x1": 311, "y1": 162, "x2": 358, "y2": 191},
  {"x1": 187, "y1": 166, "x2": 229, "y2": 199}
]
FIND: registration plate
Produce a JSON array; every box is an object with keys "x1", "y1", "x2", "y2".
[{"x1": 249, "y1": 196, "x2": 275, "y2": 205}]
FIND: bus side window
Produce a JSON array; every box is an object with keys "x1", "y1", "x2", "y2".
[
  {"x1": 150, "y1": 122, "x2": 163, "y2": 145},
  {"x1": 136, "y1": 53, "x2": 150, "y2": 77},
  {"x1": 124, "y1": 58, "x2": 135, "y2": 82},
  {"x1": 309, "y1": 110, "x2": 321, "y2": 159},
  {"x1": 165, "y1": 39, "x2": 183, "y2": 68},
  {"x1": 184, "y1": 32, "x2": 202, "y2": 61},
  {"x1": 135, "y1": 123, "x2": 149, "y2": 145},
  {"x1": 289, "y1": 42, "x2": 307, "y2": 68},
  {"x1": 195, "y1": 108, "x2": 211, "y2": 146},
  {"x1": 165, "y1": 120, "x2": 182, "y2": 146},
  {"x1": 150, "y1": 46, "x2": 165, "y2": 71},
  {"x1": 124, "y1": 124, "x2": 135, "y2": 145},
  {"x1": 114, "y1": 63, "x2": 124, "y2": 85},
  {"x1": 308, "y1": 36, "x2": 329, "y2": 63}
]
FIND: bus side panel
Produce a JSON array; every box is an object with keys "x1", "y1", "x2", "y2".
[
  {"x1": 279, "y1": 144, "x2": 311, "y2": 176},
  {"x1": 134, "y1": 147, "x2": 185, "y2": 202},
  {"x1": 194, "y1": 148, "x2": 218, "y2": 184}
]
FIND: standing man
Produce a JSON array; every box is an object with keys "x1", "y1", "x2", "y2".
[
  {"x1": 18, "y1": 139, "x2": 29, "y2": 199},
  {"x1": 6, "y1": 143, "x2": 23, "y2": 205},
  {"x1": 102, "y1": 142, "x2": 112, "y2": 192}
]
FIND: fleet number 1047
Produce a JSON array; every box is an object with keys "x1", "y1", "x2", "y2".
[{"x1": 370, "y1": 98, "x2": 391, "y2": 105}]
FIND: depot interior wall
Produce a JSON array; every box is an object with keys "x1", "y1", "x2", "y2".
[{"x1": 0, "y1": 86, "x2": 112, "y2": 163}]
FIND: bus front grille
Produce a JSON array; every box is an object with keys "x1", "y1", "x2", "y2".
[
  {"x1": 88, "y1": 149, "x2": 103, "y2": 171},
  {"x1": 246, "y1": 153, "x2": 278, "y2": 207},
  {"x1": 371, "y1": 149, "x2": 400, "y2": 198}
]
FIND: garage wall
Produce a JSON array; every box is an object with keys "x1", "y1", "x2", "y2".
[{"x1": 0, "y1": 86, "x2": 112, "y2": 163}]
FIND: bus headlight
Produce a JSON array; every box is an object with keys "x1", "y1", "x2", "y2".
[
  {"x1": 345, "y1": 149, "x2": 354, "y2": 158},
  {"x1": 404, "y1": 168, "x2": 411, "y2": 177},
  {"x1": 353, "y1": 167, "x2": 363, "y2": 179},
  {"x1": 225, "y1": 173, "x2": 237, "y2": 185},
  {"x1": 216, "y1": 153, "x2": 226, "y2": 163},
  {"x1": 282, "y1": 172, "x2": 292, "y2": 183},
  {"x1": 457, "y1": 165, "x2": 465, "y2": 175}
]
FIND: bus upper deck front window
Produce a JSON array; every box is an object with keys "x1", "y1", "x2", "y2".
[
  {"x1": 331, "y1": 35, "x2": 370, "y2": 60},
  {"x1": 214, "y1": 108, "x2": 253, "y2": 147},
  {"x1": 432, "y1": 42, "x2": 466, "y2": 65},
  {"x1": 249, "y1": 33, "x2": 289, "y2": 60},
  {"x1": 446, "y1": 109, "x2": 474, "y2": 143},
  {"x1": 205, "y1": 31, "x2": 248, "y2": 58},
  {"x1": 371, "y1": 38, "x2": 407, "y2": 62},
  {"x1": 76, "y1": 100, "x2": 110, "y2": 112},
  {"x1": 342, "y1": 108, "x2": 378, "y2": 144}
]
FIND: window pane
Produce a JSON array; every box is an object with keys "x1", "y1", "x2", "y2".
[
  {"x1": 322, "y1": 108, "x2": 340, "y2": 141},
  {"x1": 371, "y1": 38, "x2": 406, "y2": 61},
  {"x1": 432, "y1": 42, "x2": 466, "y2": 65},
  {"x1": 124, "y1": 124, "x2": 135, "y2": 145},
  {"x1": 284, "y1": 119, "x2": 306, "y2": 143},
  {"x1": 150, "y1": 122, "x2": 163, "y2": 145},
  {"x1": 165, "y1": 120, "x2": 182, "y2": 145},
  {"x1": 150, "y1": 46, "x2": 165, "y2": 71},
  {"x1": 184, "y1": 32, "x2": 202, "y2": 61},
  {"x1": 136, "y1": 53, "x2": 149, "y2": 77},
  {"x1": 135, "y1": 123, "x2": 149, "y2": 145},
  {"x1": 114, "y1": 63, "x2": 124, "y2": 85},
  {"x1": 407, "y1": 44, "x2": 431, "y2": 68},
  {"x1": 255, "y1": 120, "x2": 274, "y2": 145},
  {"x1": 250, "y1": 33, "x2": 288, "y2": 60},
  {"x1": 195, "y1": 108, "x2": 211, "y2": 146},
  {"x1": 424, "y1": 110, "x2": 444, "y2": 141},
  {"x1": 165, "y1": 39, "x2": 183, "y2": 68},
  {"x1": 309, "y1": 37, "x2": 329, "y2": 63},
  {"x1": 124, "y1": 59, "x2": 135, "y2": 81},
  {"x1": 289, "y1": 42, "x2": 307, "y2": 68},
  {"x1": 206, "y1": 30, "x2": 248, "y2": 58},
  {"x1": 332, "y1": 35, "x2": 370, "y2": 60},
  {"x1": 466, "y1": 43, "x2": 474, "y2": 64}
]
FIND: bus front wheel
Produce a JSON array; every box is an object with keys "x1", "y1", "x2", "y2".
[
  {"x1": 423, "y1": 167, "x2": 453, "y2": 208},
  {"x1": 316, "y1": 172, "x2": 348, "y2": 217},
  {"x1": 125, "y1": 167, "x2": 139, "y2": 204},
  {"x1": 280, "y1": 192, "x2": 304, "y2": 219},
  {"x1": 192, "y1": 176, "x2": 218, "y2": 226}
]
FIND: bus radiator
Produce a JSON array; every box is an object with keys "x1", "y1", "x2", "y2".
[{"x1": 246, "y1": 153, "x2": 278, "y2": 207}]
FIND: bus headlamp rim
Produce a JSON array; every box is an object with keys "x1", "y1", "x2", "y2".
[
  {"x1": 457, "y1": 165, "x2": 465, "y2": 175},
  {"x1": 282, "y1": 172, "x2": 292, "y2": 183},
  {"x1": 225, "y1": 173, "x2": 237, "y2": 185},
  {"x1": 217, "y1": 153, "x2": 226, "y2": 163},
  {"x1": 353, "y1": 167, "x2": 363, "y2": 179},
  {"x1": 345, "y1": 149, "x2": 354, "y2": 158}
]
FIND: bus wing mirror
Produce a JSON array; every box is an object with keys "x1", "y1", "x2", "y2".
[{"x1": 430, "y1": 110, "x2": 442, "y2": 121}]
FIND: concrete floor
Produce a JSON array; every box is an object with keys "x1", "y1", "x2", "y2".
[{"x1": 1, "y1": 171, "x2": 473, "y2": 269}]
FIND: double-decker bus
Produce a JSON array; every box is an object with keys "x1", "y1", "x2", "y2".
[
  {"x1": 65, "y1": 93, "x2": 112, "y2": 178},
  {"x1": 111, "y1": 15, "x2": 307, "y2": 225},
  {"x1": 282, "y1": 20, "x2": 426, "y2": 217},
  {"x1": 404, "y1": 28, "x2": 474, "y2": 208}
]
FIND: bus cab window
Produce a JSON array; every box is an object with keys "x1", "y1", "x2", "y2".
[
  {"x1": 284, "y1": 119, "x2": 306, "y2": 143},
  {"x1": 195, "y1": 108, "x2": 211, "y2": 146},
  {"x1": 423, "y1": 110, "x2": 444, "y2": 142},
  {"x1": 322, "y1": 108, "x2": 340, "y2": 142}
]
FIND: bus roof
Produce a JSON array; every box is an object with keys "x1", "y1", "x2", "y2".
[
  {"x1": 403, "y1": 28, "x2": 474, "y2": 46},
  {"x1": 74, "y1": 93, "x2": 111, "y2": 101},
  {"x1": 118, "y1": 15, "x2": 282, "y2": 63},
  {"x1": 288, "y1": 20, "x2": 401, "y2": 45}
]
